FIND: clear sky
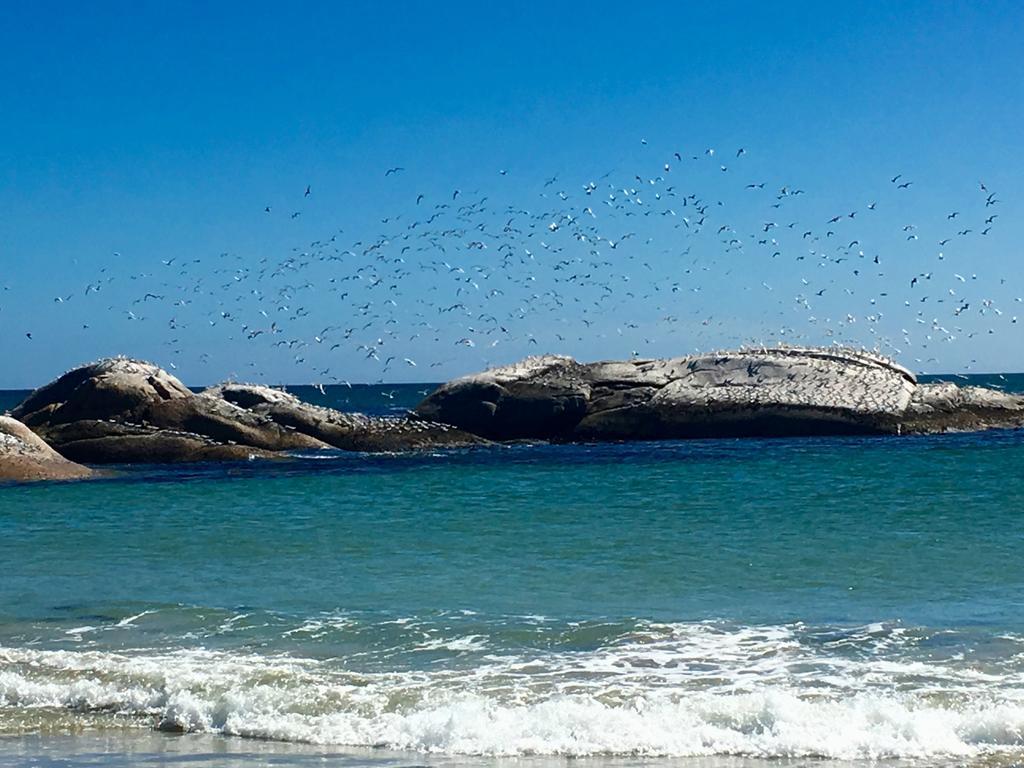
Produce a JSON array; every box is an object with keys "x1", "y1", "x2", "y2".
[{"x1": 1, "y1": 1, "x2": 1022, "y2": 388}]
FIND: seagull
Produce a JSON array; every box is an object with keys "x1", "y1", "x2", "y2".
[
  {"x1": 304, "y1": 185, "x2": 311, "y2": 197},
  {"x1": 385, "y1": 167, "x2": 405, "y2": 176}
]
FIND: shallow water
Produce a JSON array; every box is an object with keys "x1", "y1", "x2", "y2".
[{"x1": 3, "y1": 378, "x2": 1024, "y2": 766}]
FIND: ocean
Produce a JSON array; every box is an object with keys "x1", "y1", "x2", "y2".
[{"x1": 3, "y1": 375, "x2": 1024, "y2": 767}]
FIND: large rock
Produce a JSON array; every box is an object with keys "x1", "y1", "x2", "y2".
[
  {"x1": 417, "y1": 347, "x2": 1024, "y2": 440},
  {"x1": 412, "y1": 356, "x2": 590, "y2": 440},
  {"x1": 0, "y1": 416, "x2": 93, "y2": 482},
  {"x1": 901, "y1": 381, "x2": 1024, "y2": 434},
  {"x1": 203, "y1": 383, "x2": 487, "y2": 451},
  {"x1": 12, "y1": 357, "x2": 485, "y2": 464},
  {"x1": 12, "y1": 358, "x2": 325, "y2": 463}
]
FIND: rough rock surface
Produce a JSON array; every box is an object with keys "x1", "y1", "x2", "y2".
[
  {"x1": 900, "y1": 382, "x2": 1024, "y2": 434},
  {"x1": 0, "y1": 416, "x2": 93, "y2": 482},
  {"x1": 203, "y1": 382, "x2": 487, "y2": 451},
  {"x1": 12, "y1": 358, "x2": 324, "y2": 463},
  {"x1": 11, "y1": 357, "x2": 485, "y2": 464},
  {"x1": 417, "y1": 347, "x2": 1024, "y2": 440}
]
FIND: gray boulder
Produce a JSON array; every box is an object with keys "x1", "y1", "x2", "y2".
[
  {"x1": 901, "y1": 381, "x2": 1024, "y2": 434},
  {"x1": 417, "y1": 347, "x2": 1024, "y2": 440},
  {"x1": 203, "y1": 382, "x2": 487, "y2": 451},
  {"x1": 0, "y1": 416, "x2": 94, "y2": 482},
  {"x1": 12, "y1": 358, "x2": 325, "y2": 463}
]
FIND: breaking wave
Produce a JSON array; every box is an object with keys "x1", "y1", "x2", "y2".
[{"x1": 3, "y1": 620, "x2": 1024, "y2": 759}]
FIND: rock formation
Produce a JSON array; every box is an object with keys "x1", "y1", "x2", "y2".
[
  {"x1": 11, "y1": 350, "x2": 1019, "y2": 466},
  {"x1": 11, "y1": 357, "x2": 484, "y2": 464},
  {"x1": 901, "y1": 381, "x2": 1024, "y2": 434},
  {"x1": 0, "y1": 416, "x2": 93, "y2": 482},
  {"x1": 203, "y1": 382, "x2": 486, "y2": 451},
  {"x1": 417, "y1": 347, "x2": 1024, "y2": 440},
  {"x1": 11, "y1": 358, "x2": 318, "y2": 463}
]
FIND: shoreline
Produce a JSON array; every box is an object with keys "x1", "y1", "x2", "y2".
[{"x1": 3, "y1": 689, "x2": 1023, "y2": 768}]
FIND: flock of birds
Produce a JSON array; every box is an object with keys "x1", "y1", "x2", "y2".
[{"x1": 10, "y1": 141, "x2": 1021, "y2": 385}]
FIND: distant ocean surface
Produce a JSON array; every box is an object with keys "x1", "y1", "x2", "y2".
[{"x1": 3, "y1": 374, "x2": 1024, "y2": 767}]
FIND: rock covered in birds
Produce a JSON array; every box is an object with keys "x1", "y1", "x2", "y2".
[
  {"x1": 202, "y1": 382, "x2": 487, "y2": 451},
  {"x1": 12, "y1": 357, "x2": 325, "y2": 463},
  {"x1": 0, "y1": 415, "x2": 94, "y2": 482},
  {"x1": 900, "y1": 381, "x2": 1024, "y2": 433},
  {"x1": 13, "y1": 357, "x2": 193, "y2": 424},
  {"x1": 417, "y1": 347, "x2": 1024, "y2": 440}
]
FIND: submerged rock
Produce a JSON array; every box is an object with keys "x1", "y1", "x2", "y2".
[
  {"x1": 0, "y1": 416, "x2": 93, "y2": 482},
  {"x1": 417, "y1": 347, "x2": 1024, "y2": 441}
]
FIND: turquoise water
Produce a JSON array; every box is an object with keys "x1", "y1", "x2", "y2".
[{"x1": 3, "y1": 378, "x2": 1024, "y2": 766}]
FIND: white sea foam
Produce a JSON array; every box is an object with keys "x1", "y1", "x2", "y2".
[
  {"x1": 3, "y1": 622, "x2": 1024, "y2": 759},
  {"x1": 116, "y1": 610, "x2": 156, "y2": 628},
  {"x1": 63, "y1": 626, "x2": 99, "y2": 636},
  {"x1": 412, "y1": 634, "x2": 489, "y2": 652}
]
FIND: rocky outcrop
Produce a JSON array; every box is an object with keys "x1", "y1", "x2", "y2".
[
  {"x1": 900, "y1": 382, "x2": 1024, "y2": 434},
  {"x1": 0, "y1": 416, "x2": 93, "y2": 482},
  {"x1": 417, "y1": 347, "x2": 1024, "y2": 440},
  {"x1": 11, "y1": 358, "x2": 327, "y2": 464},
  {"x1": 11, "y1": 357, "x2": 485, "y2": 464},
  {"x1": 203, "y1": 383, "x2": 486, "y2": 451}
]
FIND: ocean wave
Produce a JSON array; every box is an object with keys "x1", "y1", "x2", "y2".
[{"x1": 3, "y1": 621, "x2": 1024, "y2": 758}]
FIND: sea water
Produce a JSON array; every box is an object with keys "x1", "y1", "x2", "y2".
[{"x1": 3, "y1": 376, "x2": 1024, "y2": 766}]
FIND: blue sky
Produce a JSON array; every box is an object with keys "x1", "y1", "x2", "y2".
[{"x1": 1, "y1": 1, "x2": 1022, "y2": 387}]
